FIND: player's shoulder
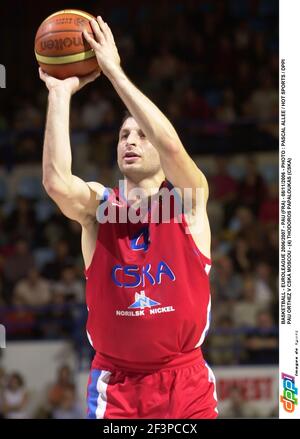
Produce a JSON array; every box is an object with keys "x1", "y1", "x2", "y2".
[{"x1": 86, "y1": 181, "x2": 106, "y2": 199}]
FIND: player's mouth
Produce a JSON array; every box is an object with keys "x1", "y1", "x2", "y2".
[{"x1": 123, "y1": 151, "x2": 141, "y2": 163}]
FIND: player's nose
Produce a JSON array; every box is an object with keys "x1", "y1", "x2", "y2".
[{"x1": 127, "y1": 131, "x2": 139, "y2": 145}]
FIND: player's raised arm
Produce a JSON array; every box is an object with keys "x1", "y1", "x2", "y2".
[
  {"x1": 40, "y1": 68, "x2": 104, "y2": 226},
  {"x1": 83, "y1": 17, "x2": 209, "y2": 208}
]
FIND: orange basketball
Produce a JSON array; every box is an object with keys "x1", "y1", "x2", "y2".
[{"x1": 34, "y1": 9, "x2": 99, "y2": 79}]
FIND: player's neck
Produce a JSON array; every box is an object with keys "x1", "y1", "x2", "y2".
[{"x1": 123, "y1": 171, "x2": 165, "y2": 203}]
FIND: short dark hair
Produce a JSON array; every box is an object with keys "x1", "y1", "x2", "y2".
[{"x1": 121, "y1": 110, "x2": 133, "y2": 125}]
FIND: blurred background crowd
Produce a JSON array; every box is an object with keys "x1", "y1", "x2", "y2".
[{"x1": 0, "y1": 0, "x2": 278, "y2": 418}]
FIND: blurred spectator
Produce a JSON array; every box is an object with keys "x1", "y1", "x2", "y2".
[
  {"x1": 63, "y1": 220, "x2": 83, "y2": 262},
  {"x1": 251, "y1": 32, "x2": 268, "y2": 67},
  {"x1": 243, "y1": 71, "x2": 278, "y2": 137},
  {"x1": 35, "y1": 364, "x2": 76, "y2": 418},
  {"x1": 116, "y1": 32, "x2": 136, "y2": 74},
  {"x1": 207, "y1": 200, "x2": 224, "y2": 234},
  {"x1": 81, "y1": 90, "x2": 113, "y2": 130},
  {"x1": 53, "y1": 266, "x2": 84, "y2": 303},
  {"x1": 258, "y1": 182, "x2": 279, "y2": 225},
  {"x1": 181, "y1": 87, "x2": 213, "y2": 121},
  {"x1": 15, "y1": 135, "x2": 41, "y2": 164},
  {"x1": 237, "y1": 157, "x2": 268, "y2": 215},
  {"x1": 207, "y1": 315, "x2": 239, "y2": 365},
  {"x1": 213, "y1": 36, "x2": 235, "y2": 79},
  {"x1": 13, "y1": 267, "x2": 51, "y2": 307},
  {"x1": 211, "y1": 255, "x2": 243, "y2": 302},
  {"x1": 221, "y1": 385, "x2": 258, "y2": 418},
  {"x1": 263, "y1": 225, "x2": 279, "y2": 272},
  {"x1": 234, "y1": 20, "x2": 250, "y2": 52},
  {"x1": 253, "y1": 262, "x2": 276, "y2": 308},
  {"x1": 232, "y1": 276, "x2": 264, "y2": 328},
  {"x1": 3, "y1": 239, "x2": 35, "y2": 301},
  {"x1": 149, "y1": 45, "x2": 180, "y2": 82},
  {"x1": 188, "y1": 33, "x2": 206, "y2": 80},
  {"x1": 229, "y1": 237, "x2": 254, "y2": 274},
  {"x1": 42, "y1": 209, "x2": 70, "y2": 248},
  {"x1": 209, "y1": 156, "x2": 238, "y2": 226},
  {"x1": 166, "y1": 97, "x2": 182, "y2": 128},
  {"x1": 5, "y1": 196, "x2": 37, "y2": 242},
  {"x1": 215, "y1": 88, "x2": 237, "y2": 123},
  {"x1": 233, "y1": 61, "x2": 253, "y2": 109},
  {"x1": 52, "y1": 385, "x2": 83, "y2": 419},
  {"x1": 2, "y1": 372, "x2": 29, "y2": 419},
  {"x1": 42, "y1": 240, "x2": 74, "y2": 281},
  {"x1": 47, "y1": 365, "x2": 75, "y2": 412},
  {"x1": 70, "y1": 103, "x2": 84, "y2": 131},
  {"x1": 243, "y1": 310, "x2": 278, "y2": 365},
  {"x1": 13, "y1": 101, "x2": 42, "y2": 131},
  {"x1": 38, "y1": 291, "x2": 73, "y2": 338},
  {"x1": 229, "y1": 206, "x2": 266, "y2": 259},
  {"x1": 210, "y1": 156, "x2": 238, "y2": 203}
]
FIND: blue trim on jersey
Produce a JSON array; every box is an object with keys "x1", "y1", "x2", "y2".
[
  {"x1": 163, "y1": 179, "x2": 184, "y2": 214},
  {"x1": 123, "y1": 266, "x2": 141, "y2": 288},
  {"x1": 130, "y1": 227, "x2": 149, "y2": 251},
  {"x1": 87, "y1": 369, "x2": 102, "y2": 419},
  {"x1": 165, "y1": 179, "x2": 174, "y2": 191},
  {"x1": 204, "y1": 309, "x2": 211, "y2": 339},
  {"x1": 156, "y1": 261, "x2": 176, "y2": 284},
  {"x1": 102, "y1": 187, "x2": 110, "y2": 202},
  {"x1": 111, "y1": 265, "x2": 123, "y2": 287},
  {"x1": 141, "y1": 263, "x2": 155, "y2": 286}
]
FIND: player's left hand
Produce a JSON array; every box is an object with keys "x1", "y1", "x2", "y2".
[{"x1": 83, "y1": 16, "x2": 121, "y2": 78}]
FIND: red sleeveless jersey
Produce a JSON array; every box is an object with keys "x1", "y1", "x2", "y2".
[{"x1": 85, "y1": 181, "x2": 212, "y2": 370}]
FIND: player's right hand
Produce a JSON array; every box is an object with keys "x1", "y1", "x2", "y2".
[{"x1": 38, "y1": 67, "x2": 101, "y2": 96}]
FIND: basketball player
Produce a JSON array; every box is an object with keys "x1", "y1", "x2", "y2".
[{"x1": 40, "y1": 16, "x2": 218, "y2": 419}]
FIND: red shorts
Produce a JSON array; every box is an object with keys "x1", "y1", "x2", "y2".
[{"x1": 86, "y1": 349, "x2": 218, "y2": 419}]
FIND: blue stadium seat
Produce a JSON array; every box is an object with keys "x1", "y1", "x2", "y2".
[
  {"x1": 33, "y1": 247, "x2": 55, "y2": 270},
  {"x1": 259, "y1": 164, "x2": 278, "y2": 183},
  {"x1": 227, "y1": 163, "x2": 245, "y2": 180},
  {"x1": 17, "y1": 175, "x2": 43, "y2": 199},
  {"x1": 35, "y1": 199, "x2": 57, "y2": 222},
  {"x1": 204, "y1": 90, "x2": 222, "y2": 109}
]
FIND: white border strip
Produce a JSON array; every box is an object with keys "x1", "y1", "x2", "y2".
[{"x1": 279, "y1": 0, "x2": 300, "y2": 419}]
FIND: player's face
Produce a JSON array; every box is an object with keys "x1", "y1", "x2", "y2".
[{"x1": 117, "y1": 117, "x2": 161, "y2": 181}]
